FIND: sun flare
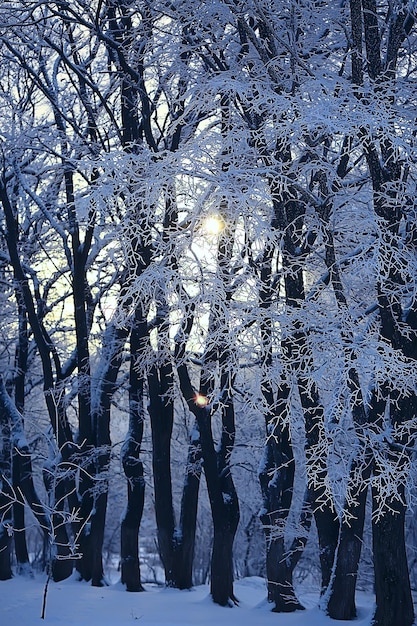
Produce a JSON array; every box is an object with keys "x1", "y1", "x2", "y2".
[{"x1": 203, "y1": 214, "x2": 225, "y2": 235}]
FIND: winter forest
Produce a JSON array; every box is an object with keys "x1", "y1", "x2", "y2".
[{"x1": 0, "y1": 1, "x2": 417, "y2": 625}]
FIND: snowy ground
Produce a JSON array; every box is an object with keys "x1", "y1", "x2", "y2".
[{"x1": 0, "y1": 574, "x2": 375, "y2": 625}]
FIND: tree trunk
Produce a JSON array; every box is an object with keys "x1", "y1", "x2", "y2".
[
  {"x1": 198, "y1": 404, "x2": 239, "y2": 606},
  {"x1": 120, "y1": 318, "x2": 146, "y2": 591},
  {"x1": 371, "y1": 486, "x2": 414, "y2": 626},
  {"x1": 89, "y1": 489, "x2": 108, "y2": 587},
  {"x1": 173, "y1": 420, "x2": 201, "y2": 589},
  {"x1": 121, "y1": 446, "x2": 145, "y2": 592},
  {"x1": 296, "y1": 373, "x2": 340, "y2": 595},
  {"x1": 176, "y1": 303, "x2": 240, "y2": 605},
  {"x1": 327, "y1": 455, "x2": 372, "y2": 620},
  {"x1": 257, "y1": 229, "x2": 308, "y2": 611},
  {"x1": 148, "y1": 364, "x2": 176, "y2": 586},
  {"x1": 12, "y1": 451, "x2": 30, "y2": 574},
  {"x1": 89, "y1": 326, "x2": 129, "y2": 587},
  {"x1": 211, "y1": 397, "x2": 240, "y2": 605},
  {"x1": 15, "y1": 446, "x2": 51, "y2": 570},
  {"x1": 0, "y1": 376, "x2": 53, "y2": 575},
  {"x1": 0, "y1": 375, "x2": 13, "y2": 580},
  {"x1": 210, "y1": 518, "x2": 238, "y2": 607},
  {"x1": 0, "y1": 477, "x2": 13, "y2": 580},
  {"x1": 262, "y1": 505, "x2": 311, "y2": 612},
  {"x1": 210, "y1": 424, "x2": 240, "y2": 608},
  {"x1": 259, "y1": 422, "x2": 307, "y2": 612},
  {"x1": 272, "y1": 188, "x2": 340, "y2": 598},
  {"x1": 263, "y1": 529, "x2": 303, "y2": 611},
  {"x1": 12, "y1": 299, "x2": 31, "y2": 574},
  {"x1": 149, "y1": 360, "x2": 203, "y2": 591},
  {"x1": 75, "y1": 476, "x2": 94, "y2": 582},
  {"x1": 43, "y1": 465, "x2": 74, "y2": 582}
]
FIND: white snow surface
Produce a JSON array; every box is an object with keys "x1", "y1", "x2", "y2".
[{"x1": 0, "y1": 574, "x2": 375, "y2": 625}]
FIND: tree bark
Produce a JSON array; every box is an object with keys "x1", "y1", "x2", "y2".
[
  {"x1": 210, "y1": 517, "x2": 239, "y2": 607},
  {"x1": 173, "y1": 420, "x2": 202, "y2": 590},
  {"x1": 12, "y1": 450, "x2": 30, "y2": 573},
  {"x1": 0, "y1": 395, "x2": 12, "y2": 580},
  {"x1": 0, "y1": 479, "x2": 13, "y2": 580},
  {"x1": 88, "y1": 325, "x2": 129, "y2": 587},
  {"x1": 176, "y1": 351, "x2": 240, "y2": 605},
  {"x1": 148, "y1": 362, "x2": 176, "y2": 586},
  {"x1": 371, "y1": 485, "x2": 414, "y2": 626},
  {"x1": 285, "y1": 318, "x2": 340, "y2": 595},
  {"x1": 259, "y1": 428, "x2": 309, "y2": 612},
  {"x1": 43, "y1": 465, "x2": 74, "y2": 583},
  {"x1": 14, "y1": 445, "x2": 51, "y2": 563},
  {"x1": 120, "y1": 318, "x2": 146, "y2": 591},
  {"x1": 257, "y1": 232, "x2": 309, "y2": 611},
  {"x1": 0, "y1": 376, "x2": 54, "y2": 576},
  {"x1": 121, "y1": 442, "x2": 145, "y2": 592},
  {"x1": 326, "y1": 473, "x2": 370, "y2": 619},
  {"x1": 12, "y1": 299, "x2": 31, "y2": 574}
]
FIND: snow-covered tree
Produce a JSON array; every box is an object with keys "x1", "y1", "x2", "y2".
[{"x1": 1, "y1": 3, "x2": 417, "y2": 625}]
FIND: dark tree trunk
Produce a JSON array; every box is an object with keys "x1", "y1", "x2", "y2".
[
  {"x1": 291, "y1": 349, "x2": 340, "y2": 595},
  {"x1": 0, "y1": 376, "x2": 53, "y2": 575},
  {"x1": 148, "y1": 343, "x2": 203, "y2": 591},
  {"x1": 264, "y1": 535, "x2": 303, "y2": 612},
  {"x1": 325, "y1": 364, "x2": 376, "y2": 620},
  {"x1": 287, "y1": 307, "x2": 339, "y2": 596},
  {"x1": 0, "y1": 376, "x2": 43, "y2": 581},
  {"x1": 148, "y1": 362, "x2": 176, "y2": 586},
  {"x1": 371, "y1": 485, "x2": 414, "y2": 626},
  {"x1": 141, "y1": 347, "x2": 203, "y2": 590},
  {"x1": 108, "y1": 0, "x2": 154, "y2": 576},
  {"x1": 75, "y1": 478, "x2": 94, "y2": 582},
  {"x1": 259, "y1": 426, "x2": 309, "y2": 612},
  {"x1": 14, "y1": 445, "x2": 51, "y2": 561},
  {"x1": 89, "y1": 325, "x2": 129, "y2": 587},
  {"x1": 0, "y1": 480, "x2": 13, "y2": 580},
  {"x1": 120, "y1": 317, "x2": 146, "y2": 591},
  {"x1": 43, "y1": 466, "x2": 74, "y2": 582},
  {"x1": 89, "y1": 489, "x2": 108, "y2": 587},
  {"x1": 175, "y1": 289, "x2": 240, "y2": 606},
  {"x1": 12, "y1": 506, "x2": 29, "y2": 571},
  {"x1": 0, "y1": 398, "x2": 13, "y2": 580},
  {"x1": 326, "y1": 476, "x2": 370, "y2": 619},
  {"x1": 320, "y1": 222, "x2": 373, "y2": 619},
  {"x1": 12, "y1": 300, "x2": 31, "y2": 573},
  {"x1": 285, "y1": 312, "x2": 339, "y2": 595},
  {"x1": 208, "y1": 386, "x2": 240, "y2": 605},
  {"x1": 149, "y1": 367, "x2": 203, "y2": 590},
  {"x1": 173, "y1": 420, "x2": 202, "y2": 590},
  {"x1": 312, "y1": 505, "x2": 339, "y2": 595},
  {"x1": 12, "y1": 451, "x2": 30, "y2": 573},
  {"x1": 265, "y1": 169, "x2": 340, "y2": 599},
  {"x1": 177, "y1": 376, "x2": 239, "y2": 605},
  {"x1": 208, "y1": 436, "x2": 240, "y2": 608},
  {"x1": 121, "y1": 445, "x2": 145, "y2": 592},
  {"x1": 75, "y1": 464, "x2": 105, "y2": 586},
  {"x1": 210, "y1": 516, "x2": 239, "y2": 607},
  {"x1": 257, "y1": 232, "x2": 309, "y2": 612}
]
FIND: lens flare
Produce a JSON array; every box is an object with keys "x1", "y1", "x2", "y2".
[{"x1": 194, "y1": 393, "x2": 209, "y2": 407}]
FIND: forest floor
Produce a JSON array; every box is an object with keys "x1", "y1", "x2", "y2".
[{"x1": 0, "y1": 573, "x2": 375, "y2": 625}]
